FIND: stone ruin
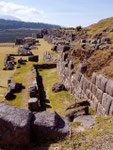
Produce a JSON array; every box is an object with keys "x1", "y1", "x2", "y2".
[
  {"x1": 43, "y1": 51, "x2": 57, "y2": 62},
  {"x1": 3, "y1": 54, "x2": 15, "y2": 70},
  {"x1": 1, "y1": 28, "x2": 113, "y2": 148}
]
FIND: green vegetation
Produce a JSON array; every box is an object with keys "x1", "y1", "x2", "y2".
[
  {"x1": 39, "y1": 68, "x2": 75, "y2": 115},
  {"x1": 76, "y1": 25, "x2": 82, "y2": 31}
]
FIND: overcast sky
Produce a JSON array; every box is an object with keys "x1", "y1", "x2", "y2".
[{"x1": 0, "y1": 0, "x2": 113, "y2": 27}]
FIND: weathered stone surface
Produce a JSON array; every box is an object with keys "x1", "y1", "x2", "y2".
[
  {"x1": 96, "y1": 88, "x2": 103, "y2": 104},
  {"x1": 100, "y1": 76, "x2": 108, "y2": 92},
  {"x1": 66, "y1": 107, "x2": 89, "y2": 122},
  {"x1": 96, "y1": 74, "x2": 103, "y2": 89},
  {"x1": 18, "y1": 46, "x2": 33, "y2": 56},
  {"x1": 43, "y1": 52, "x2": 57, "y2": 62},
  {"x1": 78, "y1": 64, "x2": 87, "y2": 73},
  {"x1": 52, "y1": 83, "x2": 66, "y2": 93},
  {"x1": 74, "y1": 115, "x2": 96, "y2": 127},
  {"x1": 80, "y1": 76, "x2": 84, "y2": 89},
  {"x1": 9, "y1": 82, "x2": 23, "y2": 93},
  {"x1": 105, "y1": 95, "x2": 112, "y2": 115},
  {"x1": 106, "y1": 80, "x2": 113, "y2": 97},
  {"x1": 109, "y1": 101, "x2": 113, "y2": 116},
  {"x1": 16, "y1": 62, "x2": 21, "y2": 68},
  {"x1": 4, "y1": 82, "x2": 23, "y2": 100},
  {"x1": 0, "y1": 102, "x2": 33, "y2": 146},
  {"x1": 102, "y1": 93, "x2": 108, "y2": 108},
  {"x1": 101, "y1": 37, "x2": 111, "y2": 44},
  {"x1": 96, "y1": 74, "x2": 108, "y2": 92},
  {"x1": 32, "y1": 111, "x2": 70, "y2": 139},
  {"x1": 28, "y1": 84, "x2": 39, "y2": 98},
  {"x1": 28, "y1": 55, "x2": 39, "y2": 62},
  {"x1": 92, "y1": 72, "x2": 97, "y2": 84},
  {"x1": 66, "y1": 101, "x2": 90, "y2": 111},
  {"x1": 18, "y1": 57, "x2": 27, "y2": 64},
  {"x1": 28, "y1": 98, "x2": 40, "y2": 112},
  {"x1": 7, "y1": 74, "x2": 13, "y2": 85},
  {"x1": 97, "y1": 103, "x2": 105, "y2": 116},
  {"x1": 76, "y1": 71, "x2": 82, "y2": 82},
  {"x1": 4, "y1": 86, "x2": 13, "y2": 100},
  {"x1": 91, "y1": 84, "x2": 97, "y2": 95},
  {"x1": 93, "y1": 97, "x2": 98, "y2": 112}
]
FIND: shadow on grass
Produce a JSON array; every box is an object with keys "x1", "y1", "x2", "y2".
[{"x1": 36, "y1": 70, "x2": 52, "y2": 111}]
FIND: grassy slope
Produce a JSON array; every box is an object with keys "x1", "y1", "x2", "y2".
[{"x1": 63, "y1": 17, "x2": 113, "y2": 80}]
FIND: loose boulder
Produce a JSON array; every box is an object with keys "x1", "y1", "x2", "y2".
[{"x1": 52, "y1": 83, "x2": 66, "y2": 93}]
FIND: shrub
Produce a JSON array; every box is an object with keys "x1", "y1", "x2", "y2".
[{"x1": 76, "y1": 25, "x2": 82, "y2": 31}]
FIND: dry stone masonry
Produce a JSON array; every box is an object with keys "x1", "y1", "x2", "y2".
[{"x1": 57, "y1": 52, "x2": 113, "y2": 116}]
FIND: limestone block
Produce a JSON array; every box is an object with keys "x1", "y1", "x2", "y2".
[
  {"x1": 96, "y1": 88, "x2": 103, "y2": 104},
  {"x1": 106, "y1": 80, "x2": 113, "y2": 97}
]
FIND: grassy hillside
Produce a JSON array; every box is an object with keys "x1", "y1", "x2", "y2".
[
  {"x1": 0, "y1": 19, "x2": 61, "y2": 43},
  {"x1": 61, "y1": 17, "x2": 113, "y2": 80}
]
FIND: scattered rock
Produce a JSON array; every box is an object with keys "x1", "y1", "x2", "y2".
[
  {"x1": 52, "y1": 83, "x2": 66, "y2": 93},
  {"x1": 74, "y1": 115, "x2": 96, "y2": 127},
  {"x1": 66, "y1": 106, "x2": 89, "y2": 122},
  {"x1": 66, "y1": 101, "x2": 90, "y2": 111}
]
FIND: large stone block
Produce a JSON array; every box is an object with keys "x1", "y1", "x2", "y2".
[
  {"x1": 32, "y1": 111, "x2": 70, "y2": 140},
  {"x1": 105, "y1": 95, "x2": 112, "y2": 115},
  {"x1": 97, "y1": 103, "x2": 105, "y2": 116},
  {"x1": 106, "y1": 80, "x2": 113, "y2": 97},
  {"x1": 96, "y1": 74, "x2": 103, "y2": 89},
  {"x1": 28, "y1": 55, "x2": 39, "y2": 62},
  {"x1": 99, "y1": 76, "x2": 108, "y2": 92},
  {"x1": 28, "y1": 84, "x2": 39, "y2": 98},
  {"x1": 96, "y1": 88, "x2": 103, "y2": 104},
  {"x1": 0, "y1": 102, "x2": 33, "y2": 146},
  {"x1": 80, "y1": 76, "x2": 84, "y2": 89},
  {"x1": 28, "y1": 98, "x2": 41, "y2": 112},
  {"x1": 91, "y1": 72, "x2": 97, "y2": 84},
  {"x1": 109, "y1": 101, "x2": 113, "y2": 116},
  {"x1": 91, "y1": 84, "x2": 97, "y2": 95},
  {"x1": 102, "y1": 93, "x2": 108, "y2": 108},
  {"x1": 76, "y1": 71, "x2": 82, "y2": 82}
]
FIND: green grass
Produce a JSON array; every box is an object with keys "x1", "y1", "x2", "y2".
[
  {"x1": 39, "y1": 68, "x2": 76, "y2": 115},
  {"x1": 0, "y1": 43, "x2": 17, "y2": 101}
]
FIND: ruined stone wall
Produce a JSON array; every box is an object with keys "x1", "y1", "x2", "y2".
[{"x1": 57, "y1": 52, "x2": 113, "y2": 116}]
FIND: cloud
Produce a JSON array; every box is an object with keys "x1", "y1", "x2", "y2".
[{"x1": 0, "y1": 1, "x2": 45, "y2": 22}]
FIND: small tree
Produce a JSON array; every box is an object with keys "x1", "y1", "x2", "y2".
[{"x1": 76, "y1": 25, "x2": 82, "y2": 31}]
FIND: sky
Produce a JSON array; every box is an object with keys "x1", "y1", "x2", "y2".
[{"x1": 0, "y1": 0, "x2": 113, "y2": 27}]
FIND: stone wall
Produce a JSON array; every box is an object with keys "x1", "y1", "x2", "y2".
[
  {"x1": 43, "y1": 51, "x2": 57, "y2": 62},
  {"x1": 57, "y1": 52, "x2": 113, "y2": 116}
]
